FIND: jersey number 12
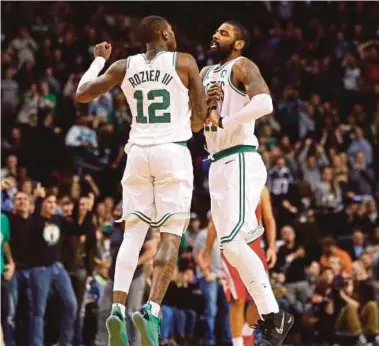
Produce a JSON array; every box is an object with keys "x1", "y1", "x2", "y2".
[{"x1": 134, "y1": 89, "x2": 171, "y2": 124}]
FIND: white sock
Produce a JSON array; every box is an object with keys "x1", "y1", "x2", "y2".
[
  {"x1": 147, "y1": 300, "x2": 160, "y2": 317},
  {"x1": 232, "y1": 337, "x2": 243, "y2": 346},
  {"x1": 112, "y1": 303, "x2": 126, "y2": 318},
  {"x1": 113, "y1": 222, "x2": 149, "y2": 293},
  {"x1": 223, "y1": 241, "x2": 279, "y2": 316}
]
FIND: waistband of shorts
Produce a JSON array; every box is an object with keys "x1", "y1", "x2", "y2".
[
  {"x1": 212, "y1": 145, "x2": 257, "y2": 162},
  {"x1": 173, "y1": 141, "x2": 188, "y2": 147}
]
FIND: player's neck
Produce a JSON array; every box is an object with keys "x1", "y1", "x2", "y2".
[
  {"x1": 218, "y1": 52, "x2": 241, "y2": 65},
  {"x1": 145, "y1": 43, "x2": 168, "y2": 60}
]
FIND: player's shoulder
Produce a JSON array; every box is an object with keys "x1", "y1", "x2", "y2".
[
  {"x1": 233, "y1": 56, "x2": 257, "y2": 71},
  {"x1": 110, "y1": 58, "x2": 128, "y2": 73},
  {"x1": 200, "y1": 65, "x2": 216, "y2": 80},
  {"x1": 176, "y1": 52, "x2": 197, "y2": 65},
  {"x1": 176, "y1": 52, "x2": 199, "y2": 73}
]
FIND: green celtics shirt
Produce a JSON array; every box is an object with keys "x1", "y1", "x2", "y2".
[{"x1": 1, "y1": 213, "x2": 11, "y2": 274}]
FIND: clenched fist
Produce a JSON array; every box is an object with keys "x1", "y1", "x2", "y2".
[{"x1": 94, "y1": 42, "x2": 112, "y2": 61}]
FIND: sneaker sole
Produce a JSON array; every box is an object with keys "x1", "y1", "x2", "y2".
[
  {"x1": 106, "y1": 315, "x2": 129, "y2": 346},
  {"x1": 132, "y1": 311, "x2": 156, "y2": 346}
]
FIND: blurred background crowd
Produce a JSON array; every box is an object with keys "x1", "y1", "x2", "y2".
[{"x1": 1, "y1": 1, "x2": 379, "y2": 346}]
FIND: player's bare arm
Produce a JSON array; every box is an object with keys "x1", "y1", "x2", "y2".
[
  {"x1": 209, "y1": 57, "x2": 273, "y2": 128},
  {"x1": 177, "y1": 53, "x2": 208, "y2": 132},
  {"x1": 261, "y1": 186, "x2": 277, "y2": 269},
  {"x1": 232, "y1": 57, "x2": 270, "y2": 97},
  {"x1": 75, "y1": 42, "x2": 126, "y2": 103}
]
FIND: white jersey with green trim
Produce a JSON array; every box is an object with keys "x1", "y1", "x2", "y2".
[
  {"x1": 121, "y1": 51, "x2": 192, "y2": 146},
  {"x1": 203, "y1": 57, "x2": 259, "y2": 155}
]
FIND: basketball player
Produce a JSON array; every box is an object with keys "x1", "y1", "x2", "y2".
[
  {"x1": 76, "y1": 16, "x2": 208, "y2": 346},
  {"x1": 201, "y1": 21, "x2": 294, "y2": 345}
]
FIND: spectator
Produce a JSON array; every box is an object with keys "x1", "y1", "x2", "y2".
[
  {"x1": 193, "y1": 218, "x2": 232, "y2": 346},
  {"x1": 299, "y1": 103, "x2": 315, "y2": 139},
  {"x1": 65, "y1": 117, "x2": 98, "y2": 150},
  {"x1": 161, "y1": 262, "x2": 199, "y2": 346},
  {"x1": 38, "y1": 81, "x2": 57, "y2": 115},
  {"x1": 1, "y1": 154, "x2": 18, "y2": 179},
  {"x1": 267, "y1": 156, "x2": 294, "y2": 201},
  {"x1": 5, "y1": 189, "x2": 36, "y2": 346},
  {"x1": 42, "y1": 67, "x2": 61, "y2": 94},
  {"x1": 28, "y1": 193, "x2": 77, "y2": 346},
  {"x1": 9, "y1": 27, "x2": 38, "y2": 69},
  {"x1": 1, "y1": 177, "x2": 18, "y2": 213},
  {"x1": 16, "y1": 83, "x2": 40, "y2": 125},
  {"x1": 61, "y1": 194, "x2": 96, "y2": 346},
  {"x1": 274, "y1": 226, "x2": 309, "y2": 312},
  {"x1": 348, "y1": 230, "x2": 367, "y2": 261},
  {"x1": 352, "y1": 251, "x2": 373, "y2": 282},
  {"x1": 348, "y1": 126, "x2": 373, "y2": 166},
  {"x1": 1, "y1": 213, "x2": 15, "y2": 346},
  {"x1": 88, "y1": 92, "x2": 114, "y2": 127},
  {"x1": 298, "y1": 139, "x2": 323, "y2": 191},
  {"x1": 315, "y1": 167, "x2": 344, "y2": 236},
  {"x1": 1, "y1": 67, "x2": 19, "y2": 128},
  {"x1": 349, "y1": 151, "x2": 375, "y2": 196},
  {"x1": 320, "y1": 237, "x2": 353, "y2": 274}
]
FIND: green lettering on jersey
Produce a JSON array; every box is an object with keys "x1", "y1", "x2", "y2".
[
  {"x1": 204, "y1": 124, "x2": 218, "y2": 132},
  {"x1": 133, "y1": 89, "x2": 171, "y2": 124}
]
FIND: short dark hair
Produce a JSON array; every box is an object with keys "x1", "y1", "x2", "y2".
[
  {"x1": 225, "y1": 20, "x2": 251, "y2": 51},
  {"x1": 138, "y1": 16, "x2": 169, "y2": 44},
  {"x1": 322, "y1": 236, "x2": 336, "y2": 247}
]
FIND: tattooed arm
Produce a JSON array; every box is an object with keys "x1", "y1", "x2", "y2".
[
  {"x1": 232, "y1": 57, "x2": 270, "y2": 97},
  {"x1": 209, "y1": 57, "x2": 273, "y2": 128}
]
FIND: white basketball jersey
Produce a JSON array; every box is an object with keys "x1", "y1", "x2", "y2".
[
  {"x1": 121, "y1": 51, "x2": 192, "y2": 146},
  {"x1": 203, "y1": 57, "x2": 259, "y2": 154}
]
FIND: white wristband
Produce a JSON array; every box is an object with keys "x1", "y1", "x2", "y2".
[{"x1": 77, "y1": 57, "x2": 106, "y2": 89}]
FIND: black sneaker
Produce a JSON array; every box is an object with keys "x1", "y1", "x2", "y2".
[{"x1": 256, "y1": 310, "x2": 294, "y2": 345}]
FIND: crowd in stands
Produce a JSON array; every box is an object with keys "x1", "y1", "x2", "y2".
[{"x1": 1, "y1": 1, "x2": 379, "y2": 346}]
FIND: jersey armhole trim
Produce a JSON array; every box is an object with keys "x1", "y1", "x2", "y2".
[
  {"x1": 126, "y1": 57, "x2": 131, "y2": 70},
  {"x1": 173, "y1": 52, "x2": 189, "y2": 92},
  {"x1": 172, "y1": 52, "x2": 177, "y2": 69},
  {"x1": 203, "y1": 65, "x2": 213, "y2": 81}
]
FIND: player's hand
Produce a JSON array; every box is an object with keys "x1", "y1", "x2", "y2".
[
  {"x1": 207, "y1": 108, "x2": 220, "y2": 127},
  {"x1": 33, "y1": 183, "x2": 46, "y2": 199},
  {"x1": 206, "y1": 83, "x2": 223, "y2": 107},
  {"x1": 94, "y1": 42, "x2": 112, "y2": 61},
  {"x1": 266, "y1": 246, "x2": 277, "y2": 269}
]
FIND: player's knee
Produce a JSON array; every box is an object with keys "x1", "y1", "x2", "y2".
[
  {"x1": 124, "y1": 214, "x2": 150, "y2": 232},
  {"x1": 159, "y1": 213, "x2": 188, "y2": 236},
  {"x1": 222, "y1": 241, "x2": 243, "y2": 268}
]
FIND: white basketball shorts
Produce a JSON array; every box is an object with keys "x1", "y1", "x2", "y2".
[
  {"x1": 117, "y1": 141, "x2": 193, "y2": 236},
  {"x1": 209, "y1": 146, "x2": 266, "y2": 245}
]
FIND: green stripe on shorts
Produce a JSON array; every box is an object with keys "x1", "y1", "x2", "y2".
[
  {"x1": 220, "y1": 153, "x2": 246, "y2": 244},
  {"x1": 131, "y1": 211, "x2": 151, "y2": 225},
  {"x1": 151, "y1": 212, "x2": 175, "y2": 228}
]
